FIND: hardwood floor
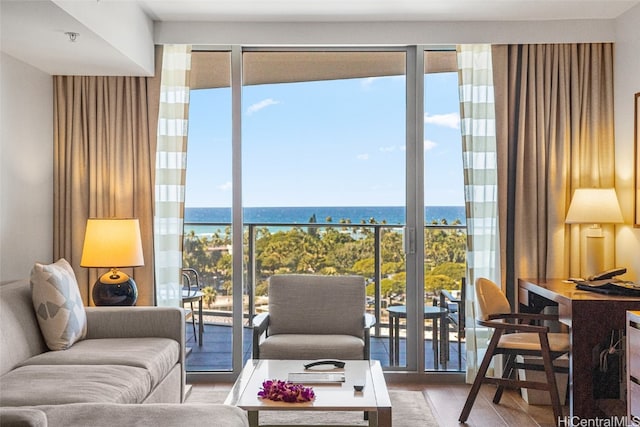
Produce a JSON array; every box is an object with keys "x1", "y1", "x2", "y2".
[
  {"x1": 190, "y1": 381, "x2": 560, "y2": 427},
  {"x1": 422, "y1": 383, "x2": 559, "y2": 427}
]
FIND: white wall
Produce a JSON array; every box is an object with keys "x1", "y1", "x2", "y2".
[
  {"x1": 614, "y1": 4, "x2": 640, "y2": 282},
  {"x1": 0, "y1": 53, "x2": 53, "y2": 281}
]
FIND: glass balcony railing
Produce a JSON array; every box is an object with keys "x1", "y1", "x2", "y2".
[{"x1": 182, "y1": 221, "x2": 466, "y2": 371}]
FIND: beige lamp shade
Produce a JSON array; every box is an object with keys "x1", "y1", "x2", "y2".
[
  {"x1": 565, "y1": 188, "x2": 624, "y2": 224},
  {"x1": 80, "y1": 218, "x2": 144, "y2": 268}
]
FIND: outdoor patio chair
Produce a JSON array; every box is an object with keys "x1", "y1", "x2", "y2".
[
  {"x1": 252, "y1": 274, "x2": 376, "y2": 360},
  {"x1": 439, "y1": 278, "x2": 466, "y2": 369},
  {"x1": 182, "y1": 268, "x2": 204, "y2": 345},
  {"x1": 459, "y1": 277, "x2": 569, "y2": 423}
]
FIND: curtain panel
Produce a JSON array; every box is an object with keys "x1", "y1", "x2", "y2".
[
  {"x1": 53, "y1": 73, "x2": 161, "y2": 306},
  {"x1": 492, "y1": 43, "x2": 615, "y2": 295},
  {"x1": 154, "y1": 45, "x2": 192, "y2": 307},
  {"x1": 456, "y1": 44, "x2": 500, "y2": 382}
]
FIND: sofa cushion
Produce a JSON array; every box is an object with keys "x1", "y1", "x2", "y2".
[
  {"x1": 30, "y1": 259, "x2": 87, "y2": 351},
  {"x1": 0, "y1": 364, "x2": 151, "y2": 406},
  {"x1": 259, "y1": 334, "x2": 365, "y2": 360},
  {"x1": 20, "y1": 337, "x2": 179, "y2": 389},
  {"x1": 26, "y1": 403, "x2": 249, "y2": 427}
]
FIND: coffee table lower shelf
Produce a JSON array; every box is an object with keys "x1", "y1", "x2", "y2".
[{"x1": 225, "y1": 359, "x2": 392, "y2": 427}]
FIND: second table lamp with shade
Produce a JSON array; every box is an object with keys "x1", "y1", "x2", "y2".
[
  {"x1": 80, "y1": 218, "x2": 144, "y2": 306},
  {"x1": 565, "y1": 188, "x2": 624, "y2": 279}
]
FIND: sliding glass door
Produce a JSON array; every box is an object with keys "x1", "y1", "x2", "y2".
[
  {"x1": 183, "y1": 46, "x2": 466, "y2": 378},
  {"x1": 242, "y1": 49, "x2": 408, "y2": 370},
  {"x1": 423, "y1": 50, "x2": 466, "y2": 372},
  {"x1": 183, "y1": 51, "x2": 235, "y2": 371}
]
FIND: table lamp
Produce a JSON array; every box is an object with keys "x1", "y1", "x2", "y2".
[
  {"x1": 565, "y1": 188, "x2": 623, "y2": 279},
  {"x1": 80, "y1": 218, "x2": 144, "y2": 306}
]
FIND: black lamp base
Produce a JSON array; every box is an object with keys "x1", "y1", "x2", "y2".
[{"x1": 92, "y1": 270, "x2": 138, "y2": 306}]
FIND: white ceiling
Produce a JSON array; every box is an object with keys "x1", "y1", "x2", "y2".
[
  {"x1": 1, "y1": 0, "x2": 638, "y2": 76},
  {"x1": 139, "y1": 0, "x2": 637, "y2": 22}
]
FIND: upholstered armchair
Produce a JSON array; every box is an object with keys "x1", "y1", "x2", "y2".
[{"x1": 252, "y1": 274, "x2": 375, "y2": 360}]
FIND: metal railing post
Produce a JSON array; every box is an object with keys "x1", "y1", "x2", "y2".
[
  {"x1": 247, "y1": 224, "x2": 256, "y2": 323},
  {"x1": 374, "y1": 225, "x2": 382, "y2": 337}
]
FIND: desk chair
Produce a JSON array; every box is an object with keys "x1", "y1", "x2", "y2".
[
  {"x1": 182, "y1": 268, "x2": 204, "y2": 345},
  {"x1": 459, "y1": 278, "x2": 569, "y2": 423}
]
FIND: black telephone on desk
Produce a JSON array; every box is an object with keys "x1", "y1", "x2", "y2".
[
  {"x1": 573, "y1": 268, "x2": 640, "y2": 296},
  {"x1": 303, "y1": 360, "x2": 345, "y2": 370},
  {"x1": 587, "y1": 267, "x2": 627, "y2": 281}
]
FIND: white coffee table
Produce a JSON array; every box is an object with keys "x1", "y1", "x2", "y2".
[{"x1": 225, "y1": 359, "x2": 392, "y2": 427}]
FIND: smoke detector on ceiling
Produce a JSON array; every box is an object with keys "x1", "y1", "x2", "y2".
[{"x1": 64, "y1": 32, "x2": 79, "y2": 42}]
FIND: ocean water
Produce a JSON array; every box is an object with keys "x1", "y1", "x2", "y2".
[{"x1": 184, "y1": 206, "x2": 465, "y2": 226}]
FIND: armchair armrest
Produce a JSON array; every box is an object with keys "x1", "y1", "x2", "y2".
[
  {"x1": 252, "y1": 312, "x2": 270, "y2": 359},
  {"x1": 252, "y1": 312, "x2": 269, "y2": 332},
  {"x1": 363, "y1": 313, "x2": 376, "y2": 360},
  {"x1": 364, "y1": 313, "x2": 376, "y2": 329}
]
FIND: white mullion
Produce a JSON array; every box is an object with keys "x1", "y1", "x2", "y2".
[
  {"x1": 231, "y1": 45, "x2": 244, "y2": 376},
  {"x1": 404, "y1": 46, "x2": 426, "y2": 373}
]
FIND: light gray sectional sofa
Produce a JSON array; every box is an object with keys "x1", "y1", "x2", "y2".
[
  {"x1": 0, "y1": 277, "x2": 248, "y2": 427},
  {"x1": 0, "y1": 278, "x2": 185, "y2": 407}
]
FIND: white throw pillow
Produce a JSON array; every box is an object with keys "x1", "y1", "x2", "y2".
[{"x1": 30, "y1": 258, "x2": 87, "y2": 350}]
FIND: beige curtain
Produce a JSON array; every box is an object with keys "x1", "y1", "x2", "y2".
[
  {"x1": 456, "y1": 44, "x2": 500, "y2": 382},
  {"x1": 53, "y1": 71, "x2": 161, "y2": 306},
  {"x1": 492, "y1": 44, "x2": 615, "y2": 292},
  {"x1": 154, "y1": 45, "x2": 192, "y2": 307}
]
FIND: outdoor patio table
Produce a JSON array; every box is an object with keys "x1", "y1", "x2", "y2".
[{"x1": 387, "y1": 305, "x2": 448, "y2": 369}]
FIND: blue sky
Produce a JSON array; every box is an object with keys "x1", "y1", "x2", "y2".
[{"x1": 185, "y1": 71, "x2": 464, "y2": 208}]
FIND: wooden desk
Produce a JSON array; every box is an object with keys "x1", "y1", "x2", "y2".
[{"x1": 518, "y1": 278, "x2": 640, "y2": 419}]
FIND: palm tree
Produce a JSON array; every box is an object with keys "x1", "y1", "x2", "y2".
[{"x1": 202, "y1": 286, "x2": 217, "y2": 308}]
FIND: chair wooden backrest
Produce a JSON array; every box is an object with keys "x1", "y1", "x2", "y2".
[{"x1": 475, "y1": 277, "x2": 511, "y2": 321}]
